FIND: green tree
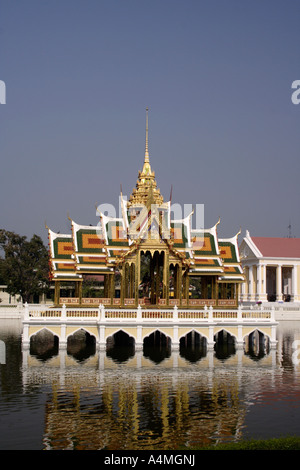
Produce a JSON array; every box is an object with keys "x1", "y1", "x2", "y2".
[{"x1": 0, "y1": 229, "x2": 50, "y2": 303}]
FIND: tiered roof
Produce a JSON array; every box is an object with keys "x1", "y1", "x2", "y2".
[
  {"x1": 47, "y1": 110, "x2": 244, "y2": 283},
  {"x1": 48, "y1": 214, "x2": 243, "y2": 281}
]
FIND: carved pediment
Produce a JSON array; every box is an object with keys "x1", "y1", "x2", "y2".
[{"x1": 239, "y1": 240, "x2": 258, "y2": 260}]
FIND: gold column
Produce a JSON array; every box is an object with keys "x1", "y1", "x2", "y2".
[
  {"x1": 135, "y1": 251, "x2": 140, "y2": 307},
  {"x1": 212, "y1": 276, "x2": 217, "y2": 303},
  {"x1": 75, "y1": 281, "x2": 79, "y2": 298},
  {"x1": 74, "y1": 280, "x2": 82, "y2": 303},
  {"x1": 54, "y1": 281, "x2": 60, "y2": 306},
  {"x1": 186, "y1": 274, "x2": 190, "y2": 306},
  {"x1": 203, "y1": 277, "x2": 207, "y2": 299},
  {"x1": 120, "y1": 266, "x2": 125, "y2": 306},
  {"x1": 182, "y1": 272, "x2": 186, "y2": 302},
  {"x1": 124, "y1": 263, "x2": 129, "y2": 299},
  {"x1": 231, "y1": 283, "x2": 234, "y2": 299},
  {"x1": 104, "y1": 275, "x2": 109, "y2": 298},
  {"x1": 78, "y1": 280, "x2": 82, "y2": 304},
  {"x1": 178, "y1": 264, "x2": 182, "y2": 305},
  {"x1": 163, "y1": 250, "x2": 169, "y2": 305},
  {"x1": 110, "y1": 273, "x2": 115, "y2": 305},
  {"x1": 174, "y1": 265, "x2": 178, "y2": 299},
  {"x1": 130, "y1": 263, "x2": 134, "y2": 298},
  {"x1": 150, "y1": 254, "x2": 155, "y2": 304},
  {"x1": 155, "y1": 252, "x2": 160, "y2": 304}
]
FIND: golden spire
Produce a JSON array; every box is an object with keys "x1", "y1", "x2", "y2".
[
  {"x1": 144, "y1": 106, "x2": 149, "y2": 163},
  {"x1": 127, "y1": 108, "x2": 163, "y2": 208},
  {"x1": 141, "y1": 107, "x2": 152, "y2": 176}
]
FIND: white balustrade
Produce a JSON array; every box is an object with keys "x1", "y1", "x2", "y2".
[
  {"x1": 21, "y1": 303, "x2": 278, "y2": 351},
  {"x1": 24, "y1": 304, "x2": 275, "y2": 323}
]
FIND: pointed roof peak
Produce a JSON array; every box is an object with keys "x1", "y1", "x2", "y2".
[
  {"x1": 141, "y1": 106, "x2": 154, "y2": 177},
  {"x1": 141, "y1": 107, "x2": 152, "y2": 176},
  {"x1": 127, "y1": 108, "x2": 163, "y2": 207},
  {"x1": 144, "y1": 106, "x2": 149, "y2": 163}
]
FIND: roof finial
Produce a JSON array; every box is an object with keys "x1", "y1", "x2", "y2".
[{"x1": 145, "y1": 107, "x2": 149, "y2": 163}]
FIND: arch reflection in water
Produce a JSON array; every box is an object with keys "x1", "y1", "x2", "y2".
[
  {"x1": 180, "y1": 331, "x2": 207, "y2": 363},
  {"x1": 245, "y1": 329, "x2": 270, "y2": 360},
  {"x1": 214, "y1": 329, "x2": 236, "y2": 360},
  {"x1": 17, "y1": 322, "x2": 300, "y2": 450},
  {"x1": 30, "y1": 328, "x2": 59, "y2": 361},
  {"x1": 28, "y1": 326, "x2": 274, "y2": 365},
  {"x1": 106, "y1": 330, "x2": 135, "y2": 363},
  {"x1": 67, "y1": 329, "x2": 96, "y2": 362},
  {"x1": 30, "y1": 328, "x2": 98, "y2": 363},
  {"x1": 143, "y1": 330, "x2": 171, "y2": 364}
]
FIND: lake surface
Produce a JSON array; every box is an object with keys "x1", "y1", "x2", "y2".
[{"x1": 0, "y1": 319, "x2": 300, "y2": 450}]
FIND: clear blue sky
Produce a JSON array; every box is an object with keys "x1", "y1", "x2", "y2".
[{"x1": 1, "y1": 0, "x2": 299, "y2": 244}]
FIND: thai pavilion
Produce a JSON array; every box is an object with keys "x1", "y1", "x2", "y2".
[{"x1": 47, "y1": 110, "x2": 244, "y2": 308}]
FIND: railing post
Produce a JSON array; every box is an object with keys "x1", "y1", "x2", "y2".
[
  {"x1": 271, "y1": 305, "x2": 275, "y2": 322},
  {"x1": 173, "y1": 305, "x2": 178, "y2": 322},
  {"x1": 24, "y1": 302, "x2": 29, "y2": 321},
  {"x1": 208, "y1": 305, "x2": 213, "y2": 322},
  {"x1": 100, "y1": 304, "x2": 106, "y2": 322},
  {"x1": 237, "y1": 305, "x2": 242, "y2": 322},
  {"x1": 137, "y1": 305, "x2": 142, "y2": 321},
  {"x1": 61, "y1": 304, "x2": 67, "y2": 320}
]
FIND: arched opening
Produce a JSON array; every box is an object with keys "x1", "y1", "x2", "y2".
[
  {"x1": 67, "y1": 329, "x2": 96, "y2": 362},
  {"x1": 106, "y1": 330, "x2": 135, "y2": 363},
  {"x1": 180, "y1": 331, "x2": 207, "y2": 363},
  {"x1": 214, "y1": 329, "x2": 236, "y2": 360},
  {"x1": 140, "y1": 250, "x2": 165, "y2": 305},
  {"x1": 143, "y1": 330, "x2": 171, "y2": 363},
  {"x1": 30, "y1": 329, "x2": 59, "y2": 361},
  {"x1": 245, "y1": 330, "x2": 269, "y2": 359},
  {"x1": 169, "y1": 263, "x2": 182, "y2": 302}
]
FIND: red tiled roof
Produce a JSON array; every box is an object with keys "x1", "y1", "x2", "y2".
[{"x1": 251, "y1": 237, "x2": 300, "y2": 258}]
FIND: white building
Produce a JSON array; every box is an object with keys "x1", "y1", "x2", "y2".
[
  {"x1": 240, "y1": 231, "x2": 300, "y2": 303},
  {"x1": 0, "y1": 286, "x2": 20, "y2": 305}
]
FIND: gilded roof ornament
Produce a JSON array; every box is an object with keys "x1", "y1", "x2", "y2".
[{"x1": 128, "y1": 107, "x2": 163, "y2": 207}]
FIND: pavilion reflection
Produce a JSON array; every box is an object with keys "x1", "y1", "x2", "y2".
[{"x1": 21, "y1": 345, "x2": 278, "y2": 450}]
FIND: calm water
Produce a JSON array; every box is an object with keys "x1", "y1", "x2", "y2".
[{"x1": 0, "y1": 319, "x2": 300, "y2": 450}]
